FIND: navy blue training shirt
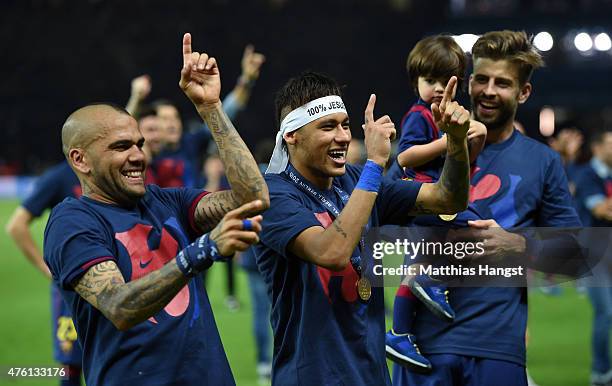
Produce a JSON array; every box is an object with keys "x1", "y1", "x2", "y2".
[
  {"x1": 22, "y1": 160, "x2": 81, "y2": 216},
  {"x1": 44, "y1": 185, "x2": 235, "y2": 386},
  {"x1": 398, "y1": 99, "x2": 445, "y2": 182},
  {"x1": 256, "y1": 164, "x2": 422, "y2": 386},
  {"x1": 409, "y1": 130, "x2": 580, "y2": 366}
]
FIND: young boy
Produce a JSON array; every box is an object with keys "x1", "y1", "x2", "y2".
[{"x1": 385, "y1": 35, "x2": 486, "y2": 372}]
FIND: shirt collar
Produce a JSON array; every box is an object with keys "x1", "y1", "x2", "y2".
[{"x1": 591, "y1": 157, "x2": 611, "y2": 179}]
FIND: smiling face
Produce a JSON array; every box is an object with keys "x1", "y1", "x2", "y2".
[
  {"x1": 285, "y1": 111, "x2": 351, "y2": 189},
  {"x1": 469, "y1": 58, "x2": 531, "y2": 133},
  {"x1": 68, "y1": 109, "x2": 147, "y2": 207}
]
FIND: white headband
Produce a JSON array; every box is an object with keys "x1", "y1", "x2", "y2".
[{"x1": 266, "y1": 95, "x2": 347, "y2": 174}]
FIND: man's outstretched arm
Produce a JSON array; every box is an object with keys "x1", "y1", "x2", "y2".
[
  {"x1": 74, "y1": 260, "x2": 187, "y2": 331},
  {"x1": 289, "y1": 94, "x2": 396, "y2": 271},
  {"x1": 410, "y1": 76, "x2": 470, "y2": 215},
  {"x1": 73, "y1": 200, "x2": 264, "y2": 331},
  {"x1": 178, "y1": 32, "x2": 269, "y2": 233},
  {"x1": 224, "y1": 44, "x2": 265, "y2": 115}
]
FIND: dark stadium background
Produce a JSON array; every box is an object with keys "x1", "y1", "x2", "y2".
[{"x1": 1, "y1": 0, "x2": 611, "y2": 174}]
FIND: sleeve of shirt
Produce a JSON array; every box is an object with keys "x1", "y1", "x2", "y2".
[
  {"x1": 150, "y1": 185, "x2": 209, "y2": 239},
  {"x1": 222, "y1": 90, "x2": 243, "y2": 121},
  {"x1": 22, "y1": 168, "x2": 61, "y2": 217},
  {"x1": 186, "y1": 90, "x2": 243, "y2": 144},
  {"x1": 375, "y1": 177, "x2": 422, "y2": 225},
  {"x1": 43, "y1": 206, "x2": 116, "y2": 290},
  {"x1": 398, "y1": 112, "x2": 434, "y2": 154},
  {"x1": 574, "y1": 170, "x2": 606, "y2": 210},
  {"x1": 260, "y1": 180, "x2": 323, "y2": 258},
  {"x1": 537, "y1": 153, "x2": 582, "y2": 227}
]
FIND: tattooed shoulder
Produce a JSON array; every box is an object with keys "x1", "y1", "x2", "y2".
[{"x1": 73, "y1": 260, "x2": 124, "y2": 308}]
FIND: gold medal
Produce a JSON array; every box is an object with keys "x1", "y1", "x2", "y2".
[
  {"x1": 439, "y1": 213, "x2": 457, "y2": 221},
  {"x1": 356, "y1": 277, "x2": 372, "y2": 302}
]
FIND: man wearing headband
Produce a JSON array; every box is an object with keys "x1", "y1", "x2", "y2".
[
  {"x1": 43, "y1": 33, "x2": 269, "y2": 386},
  {"x1": 255, "y1": 71, "x2": 472, "y2": 385}
]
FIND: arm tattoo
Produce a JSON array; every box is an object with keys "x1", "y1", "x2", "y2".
[
  {"x1": 73, "y1": 261, "x2": 124, "y2": 309},
  {"x1": 438, "y1": 136, "x2": 469, "y2": 204},
  {"x1": 74, "y1": 260, "x2": 188, "y2": 330},
  {"x1": 195, "y1": 190, "x2": 238, "y2": 233},
  {"x1": 333, "y1": 220, "x2": 348, "y2": 239},
  {"x1": 411, "y1": 201, "x2": 438, "y2": 215},
  {"x1": 412, "y1": 136, "x2": 469, "y2": 215},
  {"x1": 200, "y1": 107, "x2": 269, "y2": 209},
  {"x1": 193, "y1": 107, "x2": 270, "y2": 233}
]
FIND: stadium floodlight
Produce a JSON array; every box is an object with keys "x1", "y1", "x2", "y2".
[
  {"x1": 574, "y1": 32, "x2": 593, "y2": 52},
  {"x1": 594, "y1": 32, "x2": 611, "y2": 51},
  {"x1": 452, "y1": 34, "x2": 480, "y2": 53},
  {"x1": 533, "y1": 31, "x2": 554, "y2": 52}
]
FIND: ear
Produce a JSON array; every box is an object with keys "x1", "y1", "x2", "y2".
[
  {"x1": 467, "y1": 74, "x2": 474, "y2": 97},
  {"x1": 283, "y1": 131, "x2": 298, "y2": 146},
  {"x1": 68, "y1": 148, "x2": 91, "y2": 175},
  {"x1": 517, "y1": 82, "x2": 532, "y2": 104}
]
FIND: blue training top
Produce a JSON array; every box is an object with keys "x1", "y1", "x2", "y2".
[
  {"x1": 573, "y1": 158, "x2": 612, "y2": 227},
  {"x1": 256, "y1": 164, "x2": 422, "y2": 386},
  {"x1": 22, "y1": 160, "x2": 81, "y2": 215},
  {"x1": 398, "y1": 99, "x2": 445, "y2": 182},
  {"x1": 410, "y1": 130, "x2": 580, "y2": 365},
  {"x1": 44, "y1": 185, "x2": 235, "y2": 386}
]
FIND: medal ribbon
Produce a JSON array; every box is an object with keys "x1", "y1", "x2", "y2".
[{"x1": 285, "y1": 164, "x2": 366, "y2": 277}]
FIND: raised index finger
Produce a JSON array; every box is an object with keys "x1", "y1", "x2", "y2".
[
  {"x1": 364, "y1": 94, "x2": 376, "y2": 124},
  {"x1": 182, "y1": 33, "x2": 192, "y2": 68},
  {"x1": 441, "y1": 76, "x2": 457, "y2": 107}
]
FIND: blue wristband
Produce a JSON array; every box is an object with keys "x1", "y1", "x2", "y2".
[
  {"x1": 176, "y1": 233, "x2": 227, "y2": 277},
  {"x1": 355, "y1": 160, "x2": 384, "y2": 192}
]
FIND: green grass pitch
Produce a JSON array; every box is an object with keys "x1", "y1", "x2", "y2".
[{"x1": 0, "y1": 199, "x2": 595, "y2": 385}]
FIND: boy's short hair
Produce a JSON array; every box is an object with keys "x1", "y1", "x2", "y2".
[
  {"x1": 407, "y1": 35, "x2": 467, "y2": 91},
  {"x1": 472, "y1": 30, "x2": 544, "y2": 85},
  {"x1": 274, "y1": 71, "x2": 344, "y2": 130}
]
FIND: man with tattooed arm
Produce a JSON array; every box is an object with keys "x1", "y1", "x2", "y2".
[
  {"x1": 43, "y1": 33, "x2": 269, "y2": 386},
  {"x1": 254, "y1": 71, "x2": 471, "y2": 385}
]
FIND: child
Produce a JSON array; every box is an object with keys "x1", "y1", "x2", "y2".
[{"x1": 385, "y1": 35, "x2": 486, "y2": 372}]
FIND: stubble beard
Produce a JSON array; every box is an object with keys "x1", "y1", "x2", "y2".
[{"x1": 472, "y1": 100, "x2": 516, "y2": 133}]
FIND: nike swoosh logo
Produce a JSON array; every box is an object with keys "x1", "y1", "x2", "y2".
[{"x1": 140, "y1": 258, "x2": 153, "y2": 268}]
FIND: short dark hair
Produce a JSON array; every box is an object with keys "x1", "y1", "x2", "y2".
[
  {"x1": 152, "y1": 98, "x2": 177, "y2": 112},
  {"x1": 138, "y1": 104, "x2": 157, "y2": 120},
  {"x1": 472, "y1": 30, "x2": 544, "y2": 85},
  {"x1": 407, "y1": 35, "x2": 467, "y2": 91},
  {"x1": 274, "y1": 71, "x2": 344, "y2": 129}
]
